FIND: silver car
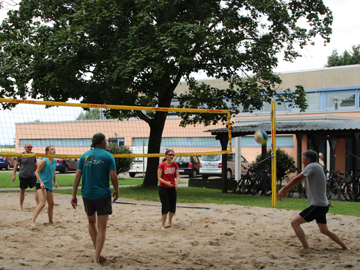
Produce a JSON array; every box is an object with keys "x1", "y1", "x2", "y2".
[{"x1": 200, "y1": 153, "x2": 248, "y2": 180}]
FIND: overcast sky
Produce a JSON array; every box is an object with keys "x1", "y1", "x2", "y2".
[{"x1": 275, "y1": 0, "x2": 360, "y2": 73}]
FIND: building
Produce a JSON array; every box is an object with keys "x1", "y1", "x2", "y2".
[{"x1": 12, "y1": 64, "x2": 360, "y2": 176}]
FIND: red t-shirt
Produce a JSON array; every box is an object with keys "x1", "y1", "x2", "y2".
[{"x1": 158, "y1": 161, "x2": 179, "y2": 188}]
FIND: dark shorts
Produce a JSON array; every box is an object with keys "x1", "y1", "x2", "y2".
[
  {"x1": 36, "y1": 183, "x2": 53, "y2": 193},
  {"x1": 19, "y1": 175, "x2": 37, "y2": 189},
  {"x1": 82, "y1": 196, "x2": 112, "y2": 216},
  {"x1": 300, "y1": 205, "x2": 329, "y2": 224}
]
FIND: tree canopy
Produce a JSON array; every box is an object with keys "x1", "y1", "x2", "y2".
[
  {"x1": 76, "y1": 108, "x2": 102, "y2": 120},
  {"x1": 0, "y1": 0, "x2": 333, "y2": 186},
  {"x1": 326, "y1": 45, "x2": 360, "y2": 67}
]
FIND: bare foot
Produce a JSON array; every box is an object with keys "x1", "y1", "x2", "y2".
[
  {"x1": 99, "y1": 255, "x2": 107, "y2": 262},
  {"x1": 93, "y1": 255, "x2": 107, "y2": 263},
  {"x1": 18, "y1": 206, "x2": 23, "y2": 211},
  {"x1": 160, "y1": 226, "x2": 165, "y2": 230},
  {"x1": 29, "y1": 221, "x2": 36, "y2": 227}
]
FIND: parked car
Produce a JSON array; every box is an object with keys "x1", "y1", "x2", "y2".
[
  {"x1": 200, "y1": 153, "x2": 249, "y2": 180},
  {"x1": 9, "y1": 157, "x2": 40, "y2": 171},
  {"x1": 7, "y1": 157, "x2": 17, "y2": 169},
  {"x1": 56, "y1": 158, "x2": 78, "y2": 173},
  {"x1": 0, "y1": 156, "x2": 10, "y2": 170},
  {"x1": 173, "y1": 156, "x2": 201, "y2": 178}
]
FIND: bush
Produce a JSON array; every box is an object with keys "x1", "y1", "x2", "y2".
[
  {"x1": 251, "y1": 148, "x2": 296, "y2": 178},
  {"x1": 106, "y1": 143, "x2": 134, "y2": 175}
]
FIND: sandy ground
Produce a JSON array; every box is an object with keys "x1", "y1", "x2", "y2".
[{"x1": 0, "y1": 192, "x2": 359, "y2": 270}]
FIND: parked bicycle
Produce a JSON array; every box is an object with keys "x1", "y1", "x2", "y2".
[
  {"x1": 233, "y1": 165, "x2": 282, "y2": 196},
  {"x1": 325, "y1": 170, "x2": 349, "y2": 201},
  {"x1": 345, "y1": 170, "x2": 360, "y2": 202}
]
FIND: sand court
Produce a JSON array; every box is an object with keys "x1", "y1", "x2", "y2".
[{"x1": 0, "y1": 192, "x2": 359, "y2": 269}]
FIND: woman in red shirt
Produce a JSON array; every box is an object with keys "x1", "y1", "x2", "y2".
[{"x1": 157, "y1": 149, "x2": 180, "y2": 230}]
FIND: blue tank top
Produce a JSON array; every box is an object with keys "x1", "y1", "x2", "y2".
[{"x1": 37, "y1": 158, "x2": 56, "y2": 191}]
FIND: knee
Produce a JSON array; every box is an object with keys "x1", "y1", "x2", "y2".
[
  {"x1": 290, "y1": 219, "x2": 298, "y2": 228},
  {"x1": 38, "y1": 202, "x2": 46, "y2": 209},
  {"x1": 319, "y1": 226, "x2": 330, "y2": 235},
  {"x1": 48, "y1": 201, "x2": 55, "y2": 208}
]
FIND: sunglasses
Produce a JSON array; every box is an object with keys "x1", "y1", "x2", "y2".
[
  {"x1": 167, "y1": 154, "x2": 175, "y2": 156},
  {"x1": 26, "y1": 146, "x2": 33, "y2": 149}
]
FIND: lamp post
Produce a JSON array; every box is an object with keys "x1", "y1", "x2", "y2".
[{"x1": 332, "y1": 98, "x2": 339, "y2": 110}]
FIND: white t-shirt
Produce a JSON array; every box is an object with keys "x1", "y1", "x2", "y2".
[{"x1": 301, "y1": 162, "x2": 329, "y2": 207}]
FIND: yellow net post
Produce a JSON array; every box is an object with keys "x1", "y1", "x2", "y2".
[{"x1": 271, "y1": 102, "x2": 277, "y2": 207}]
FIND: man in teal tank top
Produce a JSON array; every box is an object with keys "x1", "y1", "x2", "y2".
[{"x1": 71, "y1": 133, "x2": 119, "y2": 264}]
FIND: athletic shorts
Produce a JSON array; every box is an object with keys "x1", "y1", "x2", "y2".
[
  {"x1": 19, "y1": 175, "x2": 37, "y2": 189},
  {"x1": 36, "y1": 183, "x2": 52, "y2": 192},
  {"x1": 82, "y1": 196, "x2": 112, "y2": 216},
  {"x1": 300, "y1": 205, "x2": 329, "y2": 224}
]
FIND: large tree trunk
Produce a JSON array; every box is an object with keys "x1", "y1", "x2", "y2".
[{"x1": 142, "y1": 111, "x2": 168, "y2": 187}]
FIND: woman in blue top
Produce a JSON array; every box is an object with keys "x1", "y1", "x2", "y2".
[{"x1": 30, "y1": 145, "x2": 59, "y2": 227}]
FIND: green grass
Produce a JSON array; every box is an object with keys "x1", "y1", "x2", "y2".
[
  {"x1": 0, "y1": 172, "x2": 186, "y2": 187},
  {"x1": 2, "y1": 172, "x2": 359, "y2": 217}
]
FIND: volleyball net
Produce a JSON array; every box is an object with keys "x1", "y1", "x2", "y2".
[{"x1": 0, "y1": 98, "x2": 232, "y2": 160}]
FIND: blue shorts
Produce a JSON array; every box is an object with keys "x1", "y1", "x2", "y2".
[{"x1": 300, "y1": 205, "x2": 329, "y2": 224}]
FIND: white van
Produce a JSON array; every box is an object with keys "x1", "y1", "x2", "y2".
[
  {"x1": 200, "y1": 153, "x2": 248, "y2": 180},
  {"x1": 128, "y1": 146, "x2": 166, "y2": 177}
]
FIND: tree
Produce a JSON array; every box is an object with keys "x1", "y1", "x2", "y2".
[
  {"x1": 251, "y1": 148, "x2": 297, "y2": 178},
  {"x1": 76, "y1": 108, "x2": 102, "y2": 120},
  {"x1": 326, "y1": 45, "x2": 360, "y2": 67},
  {"x1": 106, "y1": 143, "x2": 133, "y2": 176},
  {"x1": 0, "y1": 0, "x2": 332, "y2": 187}
]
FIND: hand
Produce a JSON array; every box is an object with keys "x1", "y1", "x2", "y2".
[
  {"x1": 71, "y1": 197, "x2": 77, "y2": 209},
  {"x1": 277, "y1": 188, "x2": 287, "y2": 201},
  {"x1": 12, "y1": 176, "x2": 16, "y2": 182},
  {"x1": 167, "y1": 182, "x2": 174, "y2": 188},
  {"x1": 112, "y1": 190, "x2": 119, "y2": 202},
  {"x1": 55, "y1": 183, "x2": 59, "y2": 189},
  {"x1": 40, "y1": 183, "x2": 45, "y2": 190}
]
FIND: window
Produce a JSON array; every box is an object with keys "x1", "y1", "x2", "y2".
[
  {"x1": 291, "y1": 92, "x2": 320, "y2": 112},
  {"x1": 20, "y1": 138, "x2": 93, "y2": 147},
  {"x1": 326, "y1": 91, "x2": 356, "y2": 110},
  {"x1": 241, "y1": 135, "x2": 293, "y2": 147},
  {"x1": 132, "y1": 137, "x2": 219, "y2": 147},
  {"x1": 108, "y1": 138, "x2": 125, "y2": 147}
]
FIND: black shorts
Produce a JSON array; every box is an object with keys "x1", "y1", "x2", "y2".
[
  {"x1": 35, "y1": 183, "x2": 52, "y2": 193},
  {"x1": 82, "y1": 196, "x2": 112, "y2": 216},
  {"x1": 19, "y1": 175, "x2": 37, "y2": 189},
  {"x1": 300, "y1": 205, "x2": 329, "y2": 224}
]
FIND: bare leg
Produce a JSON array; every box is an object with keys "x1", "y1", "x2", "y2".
[
  {"x1": 168, "y1": 212, "x2": 175, "y2": 226},
  {"x1": 291, "y1": 214, "x2": 309, "y2": 249},
  {"x1": 161, "y1": 213, "x2": 167, "y2": 230},
  {"x1": 88, "y1": 214, "x2": 109, "y2": 263},
  {"x1": 318, "y1": 223, "x2": 350, "y2": 249},
  {"x1": 29, "y1": 189, "x2": 46, "y2": 226},
  {"x1": 46, "y1": 190, "x2": 54, "y2": 224},
  {"x1": 33, "y1": 187, "x2": 39, "y2": 206},
  {"x1": 19, "y1": 189, "x2": 26, "y2": 210}
]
